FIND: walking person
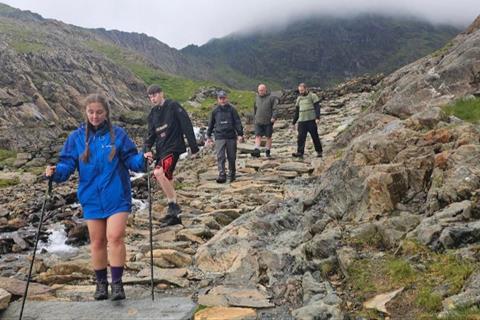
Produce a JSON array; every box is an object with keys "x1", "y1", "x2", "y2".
[
  {"x1": 144, "y1": 84, "x2": 199, "y2": 226},
  {"x1": 45, "y1": 93, "x2": 148, "y2": 301},
  {"x1": 206, "y1": 91, "x2": 244, "y2": 183},
  {"x1": 250, "y1": 83, "x2": 278, "y2": 158},
  {"x1": 292, "y1": 83, "x2": 323, "y2": 158}
]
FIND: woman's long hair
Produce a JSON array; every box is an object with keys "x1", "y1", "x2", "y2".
[{"x1": 80, "y1": 94, "x2": 116, "y2": 163}]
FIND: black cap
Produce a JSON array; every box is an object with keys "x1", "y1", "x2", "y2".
[
  {"x1": 217, "y1": 90, "x2": 227, "y2": 98},
  {"x1": 147, "y1": 84, "x2": 162, "y2": 95}
]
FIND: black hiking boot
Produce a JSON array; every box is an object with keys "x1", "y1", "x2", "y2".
[
  {"x1": 111, "y1": 280, "x2": 126, "y2": 301},
  {"x1": 167, "y1": 202, "x2": 182, "y2": 216},
  {"x1": 265, "y1": 149, "x2": 272, "y2": 158},
  {"x1": 250, "y1": 148, "x2": 261, "y2": 158},
  {"x1": 229, "y1": 172, "x2": 236, "y2": 182},
  {"x1": 159, "y1": 213, "x2": 182, "y2": 227},
  {"x1": 216, "y1": 174, "x2": 227, "y2": 183},
  {"x1": 94, "y1": 280, "x2": 108, "y2": 300},
  {"x1": 292, "y1": 152, "x2": 304, "y2": 158},
  {"x1": 316, "y1": 151, "x2": 323, "y2": 158}
]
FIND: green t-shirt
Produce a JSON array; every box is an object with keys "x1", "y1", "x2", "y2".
[{"x1": 295, "y1": 92, "x2": 319, "y2": 122}]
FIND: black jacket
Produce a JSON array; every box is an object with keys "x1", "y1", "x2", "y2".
[
  {"x1": 207, "y1": 103, "x2": 243, "y2": 140},
  {"x1": 144, "y1": 99, "x2": 199, "y2": 159}
]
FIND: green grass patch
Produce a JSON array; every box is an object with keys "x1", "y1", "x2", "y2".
[
  {"x1": 86, "y1": 40, "x2": 217, "y2": 102},
  {"x1": 0, "y1": 20, "x2": 46, "y2": 53},
  {"x1": 432, "y1": 41, "x2": 455, "y2": 58},
  {"x1": 387, "y1": 258, "x2": 415, "y2": 284},
  {"x1": 346, "y1": 242, "x2": 478, "y2": 319},
  {"x1": 0, "y1": 177, "x2": 19, "y2": 188},
  {"x1": 10, "y1": 40, "x2": 46, "y2": 53},
  {"x1": 87, "y1": 40, "x2": 256, "y2": 122},
  {"x1": 23, "y1": 166, "x2": 45, "y2": 176},
  {"x1": 439, "y1": 306, "x2": 480, "y2": 320},
  {"x1": 189, "y1": 90, "x2": 255, "y2": 119},
  {"x1": 443, "y1": 97, "x2": 480, "y2": 123},
  {"x1": 0, "y1": 149, "x2": 16, "y2": 162},
  {"x1": 416, "y1": 287, "x2": 442, "y2": 312}
]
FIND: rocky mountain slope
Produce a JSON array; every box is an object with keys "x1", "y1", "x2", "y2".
[
  {"x1": 1, "y1": 2, "x2": 480, "y2": 319},
  {"x1": 1, "y1": 12, "x2": 479, "y2": 315},
  {"x1": 182, "y1": 14, "x2": 461, "y2": 88},
  {"x1": 0, "y1": 3, "x2": 150, "y2": 150}
]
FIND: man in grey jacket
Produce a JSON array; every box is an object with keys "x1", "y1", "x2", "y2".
[
  {"x1": 206, "y1": 91, "x2": 244, "y2": 183},
  {"x1": 251, "y1": 84, "x2": 278, "y2": 158}
]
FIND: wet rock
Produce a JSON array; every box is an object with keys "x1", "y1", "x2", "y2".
[{"x1": 1, "y1": 297, "x2": 196, "y2": 320}]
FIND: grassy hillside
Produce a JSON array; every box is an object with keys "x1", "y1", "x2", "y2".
[{"x1": 87, "y1": 40, "x2": 255, "y2": 117}]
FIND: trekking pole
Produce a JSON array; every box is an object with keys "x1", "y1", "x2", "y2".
[
  {"x1": 19, "y1": 177, "x2": 53, "y2": 320},
  {"x1": 146, "y1": 163, "x2": 155, "y2": 301}
]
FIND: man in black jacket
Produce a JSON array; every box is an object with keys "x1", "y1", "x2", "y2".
[
  {"x1": 144, "y1": 85, "x2": 199, "y2": 226},
  {"x1": 206, "y1": 91, "x2": 244, "y2": 183}
]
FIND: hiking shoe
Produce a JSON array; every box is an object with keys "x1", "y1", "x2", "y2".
[
  {"x1": 111, "y1": 280, "x2": 126, "y2": 301},
  {"x1": 265, "y1": 149, "x2": 272, "y2": 158},
  {"x1": 250, "y1": 148, "x2": 261, "y2": 158},
  {"x1": 159, "y1": 214, "x2": 182, "y2": 227},
  {"x1": 229, "y1": 173, "x2": 236, "y2": 182},
  {"x1": 216, "y1": 175, "x2": 227, "y2": 183},
  {"x1": 292, "y1": 152, "x2": 304, "y2": 158},
  {"x1": 94, "y1": 280, "x2": 108, "y2": 300},
  {"x1": 167, "y1": 202, "x2": 182, "y2": 216},
  {"x1": 316, "y1": 152, "x2": 323, "y2": 158}
]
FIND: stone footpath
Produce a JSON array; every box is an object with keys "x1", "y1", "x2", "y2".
[{"x1": 0, "y1": 90, "x2": 369, "y2": 319}]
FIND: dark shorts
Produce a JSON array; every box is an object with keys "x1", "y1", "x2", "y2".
[
  {"x1": 155, "y1": 153, "x2": 180, "y2": 180},
  {"x1": 254, "y1": 123, "x2": 273, "y2": 138}
]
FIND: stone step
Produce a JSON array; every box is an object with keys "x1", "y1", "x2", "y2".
[{"x1": 1, "y1": 297, "x2": 195, "y2": 320}]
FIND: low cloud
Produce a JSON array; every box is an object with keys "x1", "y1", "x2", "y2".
[{"x1": 2, "y1": 0, "x2": 478, "y2": 48}]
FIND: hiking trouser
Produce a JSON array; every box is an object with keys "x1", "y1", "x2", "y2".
[
  {"x1": 297, "y1": 120, "x2": 322, "y2": 154},
  {"x1": 215, "y1": 139, "x2": 237, "y2": 176}
]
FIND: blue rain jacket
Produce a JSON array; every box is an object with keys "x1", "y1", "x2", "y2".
[{"x1": 52, "y1": 123, "x2": 145, "y2": 219}]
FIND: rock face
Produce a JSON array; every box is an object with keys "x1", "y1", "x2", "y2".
[
  {"x1": 373, "y1": 17, "x2": 480, "y2": 118},
  {"x1": 0, "y1": 4, "x2": 147, "y2": 150}
]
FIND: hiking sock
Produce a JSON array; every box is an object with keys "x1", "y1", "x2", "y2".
[
  {"x1": 95, "y1": 268, "x2": 108, "y2": 283},
  {"x1": 110, "y1": 266, "x2": 124, "y2": 283}
]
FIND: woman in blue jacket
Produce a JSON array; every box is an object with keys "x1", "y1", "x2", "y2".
[{"x1": 45, "y1": 93, "x2": 147, "y2": 301}]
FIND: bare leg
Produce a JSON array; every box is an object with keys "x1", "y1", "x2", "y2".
[
  {"x1": 255, "y1": 136, "x2": 262, "y2": 148},
  {"x1": 106, "y1": 212, "x2": 128, "y2": 267},
  {"x1": 87, "y1": 219, "x2": 108, "y2": 270},
  {"x1": 154, "y1": 166, "x2": 176, "y2": 201},
  {"x1": 266, "y1": 137, "x2": 273, "y2": 150}
]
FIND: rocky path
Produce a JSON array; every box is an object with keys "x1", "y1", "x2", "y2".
[{"x1": 0, "y1": 91, "x2": 369, "y2": 319}]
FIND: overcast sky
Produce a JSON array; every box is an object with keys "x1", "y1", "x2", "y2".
[{"x1": 2, "y1": 0, "x2": 479, "y2": 49}]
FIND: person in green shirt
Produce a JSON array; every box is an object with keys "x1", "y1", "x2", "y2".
[{"x1": 291, "y1": 83, "x2": 323, "y2": 158}]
